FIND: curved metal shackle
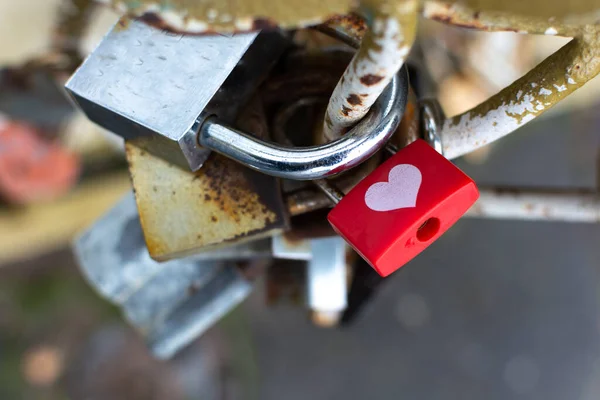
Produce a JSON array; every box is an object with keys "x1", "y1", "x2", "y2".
[{"x1": 198, "y1": 66, "x2": 409, "y2": 180}]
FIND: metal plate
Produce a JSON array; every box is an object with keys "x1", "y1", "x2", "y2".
[
  {"x1": 126, "y1": 143, "x2": 288, "y2": 260},
  {"x1": 125, "y1": 92, "x2": 289, "y2": 261}
]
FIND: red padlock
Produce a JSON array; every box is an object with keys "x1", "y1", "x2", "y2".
[
  {"x1": 327, "y1": 139, "x2": 479, "y2": 277},
  {"x1": 0, "y1": 119, "x2": 80, "y2": 204}
]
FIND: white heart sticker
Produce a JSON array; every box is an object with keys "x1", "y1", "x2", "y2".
[{"x1": 364, "y1": 164, "x2": 422, "y2": 212}]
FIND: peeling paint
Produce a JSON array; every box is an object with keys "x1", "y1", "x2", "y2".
[
  {"x1": 423, "y1": 1, "x2": 598, "y2": 37},
  {"x1": 442, "y1": 34, "x2": 600, "y2": 159},
  {"x1": 553, "y1": 83, "x2": 567, "y2": 91},
  {"x1": 442, "y1": 95, "x2": 538, "y2": 159},
  {"x1": 323, "y1": 0, "x2": 418, "y2": 140}
]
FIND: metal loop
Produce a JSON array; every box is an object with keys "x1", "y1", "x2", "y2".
[
  {"x1": 198, "y1": 66, "x2": 409, "y2": 180},
  {"x1": 420, "y1": 98, "x2": 444, "y2": 155}
]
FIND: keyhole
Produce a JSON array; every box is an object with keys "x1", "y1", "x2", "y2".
[{"x1": 416, "y1": 218, "x2": 440, "y2": 242}]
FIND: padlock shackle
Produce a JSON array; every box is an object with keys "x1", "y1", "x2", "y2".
[{"x1": 198, "y1": 67, "x2": 409, "y2": 181}]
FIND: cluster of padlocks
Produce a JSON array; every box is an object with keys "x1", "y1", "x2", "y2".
[{"x1": 70, "y1": 20, "x2": 479, "y2": 358}]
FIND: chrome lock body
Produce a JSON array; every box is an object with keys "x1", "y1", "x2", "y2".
[{"x1": 66, "y1": 20, "x2": 290, "y2": 171}]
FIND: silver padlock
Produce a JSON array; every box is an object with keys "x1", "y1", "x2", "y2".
[
  {"x1": 74, "y1": 192, "x2": 261, "y2": 358},
  {"x1": 66, "y1": 19, "x2": 290, "y2": 171},
  {"x1": 66, "y1": 20, "x2": 408, "y2": 179}
]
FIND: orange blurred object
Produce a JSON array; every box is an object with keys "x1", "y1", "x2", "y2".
[
  {"x1": 0, "y1": 118, "x2": 80, "y2": 204},
  {"x1": 21, "y1": 345, "x2": 65, "y2": 387}
]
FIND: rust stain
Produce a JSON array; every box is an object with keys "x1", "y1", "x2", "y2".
[
  {"x1": 115, "y1": 16, "x2": 131, "y2": 31},
  {"x1": 134, "y1": 11, "x2": 279, "y2": 35},
  {"x1": 429, "y1": 13, "x2": 487, "y2": 30},
  {"x1": 199, "y1": 154, "x2": 271, "y2": 224},
  {"x1": 107, "y1": 0, "x2": 600, "y2": 41},
  {"x1": 137, "y1": 12, "x2": 164, "y2": 27},
  {"x1": 251, "y1": 17, "x2": 279, "y2": 30},
  {"x1": 346, "y1": 94, "x2": 362, "y2": 105},
  {"x1": 136, "y1": 12, "x2": 218, "y2": 35},
  {"x1": 124, "y1": 96, "x2": 287, "y2": 260},
  {"x1": 281, "y1": 232, "x2": 310, "y2": 249},
  {"x1": 359, "y1": 74, "x2": 384, "y2": 86},
  {"x1": 127, "y1": 143, "x2": 285, "y2": 260},
  {"x1": 432, "y1": 15, "x2": 453, "y2": 24},
  {"x1": 107, "y1": 0, "x2": 352, "y2": 34},
  {"x1": 428, "y1": 10, "x2": 517, "y2": 32},
  {"x1": 321, "y1": 13, "x2": 368, "y2": 42}
]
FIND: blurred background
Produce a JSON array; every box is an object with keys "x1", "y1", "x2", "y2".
[{"x1": 1, "y1": 1, "x2": 600, "y2": 399}]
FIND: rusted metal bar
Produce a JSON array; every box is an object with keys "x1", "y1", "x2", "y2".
[
  {"x1": 96, "y1": 0, "x2": 600, "y2": 161},
  {"x1": 422, "y1": 1, "x2": 583, "y2": 36},
  {"x1": 287, "y1": 188, "x2": 332, "y2": 216},
  {"x1": 322, "y1": 1, "x2": 419, "y2": 140},
  {"x1": 420, "y1": 2, "x2": 600, "y2": 159},
  {"x1": 97, "y1": 0, "x2": 352, "y2": 33},
  {"x1": 317, "y1": 14, "x2": 368, "y2": 45},
  {"x1": 423, "y1": 0, "x2": 600, "y2": 31},
  {"x1": 441, "y1": 30, "x2": 600, "y2": 159},
  {"x1": 97, "y1": 0, "x2": 600, "y2": 35}
]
